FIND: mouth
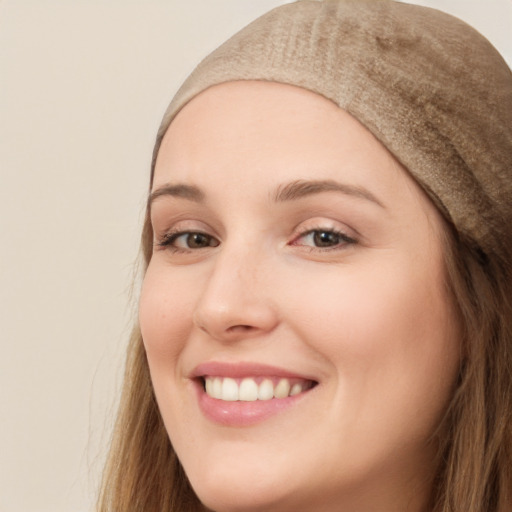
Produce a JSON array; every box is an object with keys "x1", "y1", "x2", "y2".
[{"x1": 191, "y1": 362, "x2": 318, "y2": 426}]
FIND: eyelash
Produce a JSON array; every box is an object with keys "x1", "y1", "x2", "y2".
[
  {"x1": 156, "y1": 230, "x2": 219, "y2": 253},
  {"x1": 155, "y1": 226, "x2": 357, "y2": 253},
  {"x1": 291, "y1": 227, "x2": 357, "y2": 251}
]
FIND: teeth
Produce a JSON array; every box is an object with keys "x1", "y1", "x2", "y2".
[
  {"x1": 239, "y1": 378, "x2": 259, "y2": 401},
  {"x1": 274, "y1": 379, "x2": 291, "y2": 399},
  {"x1": 204, "y1": 377, "x2": 310, "y2": 402},
  {"x1": 205, "y1": 377, "x2": 214, "y2": 396},
  {"x1": 290, "y1": 383, "x2": 302, "y2": 396},
  {"x1": 221, "y1": 378, "x2": 238, "y2": 401},
  {"x1": 258, "y1": 379, "x2": 274, "y2": 401},
  {"x1": 212, "y1": 377, "x2": 222, "y2": 399}
]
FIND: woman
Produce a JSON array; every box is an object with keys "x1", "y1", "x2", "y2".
[{"x1": 98, "y1": 1, "x2": 512, "y2": 511}]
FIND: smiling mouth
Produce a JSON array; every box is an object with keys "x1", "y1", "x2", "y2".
[{"x1": 202, "y1": 376, "x2": 317, "y2": 402}]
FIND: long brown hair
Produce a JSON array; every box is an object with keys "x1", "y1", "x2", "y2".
[
  {"x1": 97, "y1": 219, "x2": 203, "y2": 512},
  {"x1": 97, "y1": 188, "x2": 512, "y2": 511},
  {"x1": 430, "y1": 226, "x2": 512, "y2": 511}
]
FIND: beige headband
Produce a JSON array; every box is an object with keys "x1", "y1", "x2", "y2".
[{"x1": 152, "y1": 0, "x2": 512, "y2": 260}]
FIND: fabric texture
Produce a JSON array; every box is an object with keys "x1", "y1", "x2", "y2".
[{"x1": 153, "y1": 0, "x2": 512, "y2": 260}]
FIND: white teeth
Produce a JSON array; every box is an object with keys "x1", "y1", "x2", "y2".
[
  {"x1": 239, "y1": 378, "x2": 259, "y2": 401},
  {"x1": 274, "y1": 379, "x2": 291, "y2": 399},
  {"x1": 290, "y1": 383, "x2": 303, "y2": 396},
  {"x1": 205, "y1": 377, "x2": 213, "y2": 396},
  {"x1": 204, "y1": 376, "x2": 310, "y2": 401},
  {"x1": 221, "y1": 377, "x2": 239, "y2": 401},
  {"x1": 258, "y1": 379, "x2": 274, "y2": 401},
  {"x1": 212, "y1": 377, "x2": 222, "y2": 399}
]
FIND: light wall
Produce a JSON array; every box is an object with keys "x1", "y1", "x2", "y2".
[{"x1": 0, "y1": 1, "x2": 510, "y2": 511}]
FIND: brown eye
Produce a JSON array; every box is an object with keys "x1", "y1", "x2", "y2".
[
  {"x1": 292, "y1": 228, "x2": 357, "y2": 250},
  {"x1": 185, "y1": 233, "x2": 218, "y2": 249},
  {"x1": 159, "y1": 231, "x2": 220, "y2": 251},
  {"x1": 313, "y1": 231, "x2": 343, "y2": 247}
]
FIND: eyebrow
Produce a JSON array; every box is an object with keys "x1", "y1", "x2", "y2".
[
  {"x1": 148, "y1": 184, "x2": 204, "y2": 207},
  {"x1": 273, "y1": 179, "x2": 385, "y2": 208},
  {"x1": 148, "y1": 178, "x2": 385, "y2": 209}
]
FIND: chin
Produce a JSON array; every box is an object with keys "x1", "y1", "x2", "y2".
[{"x1": 189, "y1": 466, "x2": 301, "y2": 512}]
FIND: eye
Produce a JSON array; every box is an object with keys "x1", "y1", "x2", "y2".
[
  {"x1": 158, "y1": 231, "x2": 220, "y2": 251},
  {"x1": 292, "y1": 228, "x2": 356, "y2": 249}
]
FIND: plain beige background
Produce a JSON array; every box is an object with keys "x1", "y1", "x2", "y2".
[{"x1": 0, "y1": 1, "x2": 510, "y2": 511}]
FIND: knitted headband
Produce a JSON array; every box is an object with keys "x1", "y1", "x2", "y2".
[{"x1": 152, "y1": 0, "x2": 512, "y2": 261}]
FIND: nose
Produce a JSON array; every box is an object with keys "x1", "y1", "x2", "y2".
[{"x1": 192, "y1": 247, "x2": 279, "y2": 343}]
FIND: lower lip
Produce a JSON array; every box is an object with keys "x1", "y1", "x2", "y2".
[{"x1": 194, "y1": 380, "x2": 310, "y2": 427}]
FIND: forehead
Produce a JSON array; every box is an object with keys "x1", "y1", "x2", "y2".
[
  {"x1": 152, "y1": 81, "x2": 432, "y2": 216},
  {"x1": 156, "y1": 81, "x2": 380, "y2": 156}
]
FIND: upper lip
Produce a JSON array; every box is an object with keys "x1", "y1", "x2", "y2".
[{"x1": 190, "y1": 361, "x2": 318, "y2": 382}]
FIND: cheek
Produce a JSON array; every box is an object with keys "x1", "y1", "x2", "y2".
[
  {"x1": 285, "y1": 254, "x2": 460, "y2": 423},
  {"x1": 287, "y1": 262, "x2": 442, "y2": 354},
  {"x1": 139, "y1": 262, "x2": 196, "y2": 363}
]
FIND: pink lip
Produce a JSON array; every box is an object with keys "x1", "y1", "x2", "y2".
[
  {"x1": 191, "y1": 361, "x2": 315, "y2": 380},
  {"x1": 190, "y1": 361, "x2": 318, "y2": 427}
]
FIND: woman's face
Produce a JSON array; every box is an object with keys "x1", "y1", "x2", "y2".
[{"x1": 141, "y1": 82, "x2": 461, "y2": 512}]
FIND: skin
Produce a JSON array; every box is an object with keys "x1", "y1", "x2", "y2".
[{"x1": 140, "y1": 81, "x2": 461, "y2": 512}]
